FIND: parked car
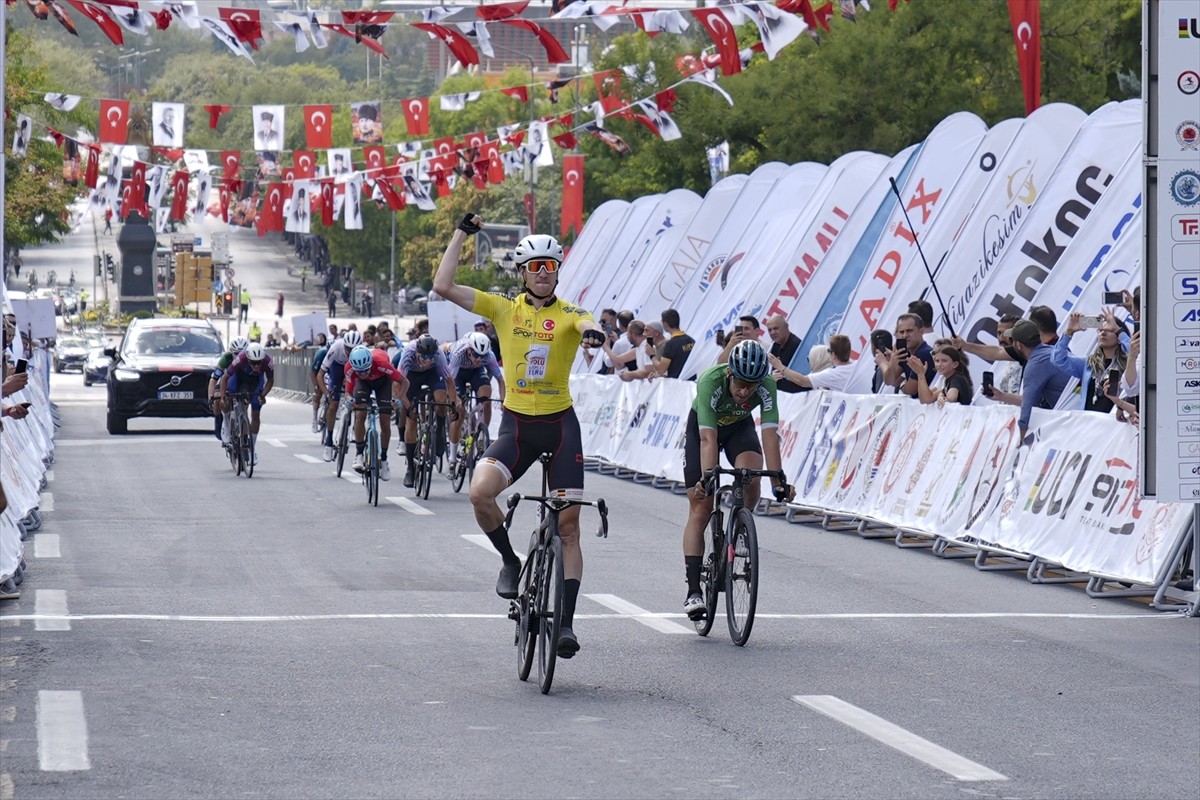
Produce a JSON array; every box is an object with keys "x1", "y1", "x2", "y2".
[
  {"x1": 53, "y1": 336, "x2": 89, "y2": 373},
  {"x1": 105, "y1": 317, "x2": 223, "y2": 434},
  {"x1": 83, "y1": 347, "x2": 111, "y2": 387}
]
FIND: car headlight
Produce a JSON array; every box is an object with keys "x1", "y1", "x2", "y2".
[{"x1": 113, "y1": 368, "x2": 141, "y2": 382}]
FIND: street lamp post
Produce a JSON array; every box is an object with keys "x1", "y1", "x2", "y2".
[{"x1": 491, "y1": 42, "x2": 538, "y2": 234}]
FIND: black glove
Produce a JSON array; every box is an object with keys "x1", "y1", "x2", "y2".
[
  {"x1": 458, "y1": 213, "x2": 482, "y2": 235},
  {"x1": 773, "y1": 484, "x2": 792, "y2": 503},
  {"x1": 582, "y1": 329, "x2": 605, "y2": 347}
]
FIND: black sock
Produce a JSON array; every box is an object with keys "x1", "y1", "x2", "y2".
[
  {"x1": 380, "y1": 452, "x2": 387, "y2": 461},
  {"x1": 213, "y1": 416, "x2": 221, "y2": 436},
  {"x1": 355, "y1": 441, "x2": 364, "y2": 455},
  {"x1": 405, "y1": 442, "x2": 415, "y2": 465},
  {"x1": 563, "y1": 579, "x2": 581, "y2": 628},
  {"x1": 486, "y1": 525, "x2": 518, "y2": 564},
  {"x1": 685, "y1": 556, "x2": 702, "y2": 596}
]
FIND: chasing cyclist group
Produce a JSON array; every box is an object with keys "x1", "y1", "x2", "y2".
[{"x1": 210, "y1": 214, "x2": 795, "y2": 659}]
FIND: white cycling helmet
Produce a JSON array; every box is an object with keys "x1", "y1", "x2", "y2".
[
  {"x1": 342, "y1": 329, "x2": 363, "y2": 348},
  {"x1": 512, "y1": 234, "x2": 564, "y2": 266},
  {"x1": 467, "y1": 332, "x2": 491, "y2": 357},
  {"x1": 229, "y1": 336, "x2": 248, "y2": 354},
  {"x1": 245, "y1": 342, "x2": 266, "y2": 362}
]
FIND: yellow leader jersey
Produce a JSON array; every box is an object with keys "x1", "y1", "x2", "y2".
[{"x1": 471, "y1": 288, "x2": 593, "y2": 416}]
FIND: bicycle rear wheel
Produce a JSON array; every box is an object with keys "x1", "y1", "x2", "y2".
[
  {"x1": 450, "y1": 444, "x2": 467, "y2": 493},
  {"x1": 335, "y1": 409, "x2": 350, "y2": 478},
  {"x1": 416, "y1": 421, "x2": 433, "y2": 500},
  {"x1": 693, "y1": 513, "x2": 721, "y2": 636},
  {"x1": 725, "y1": 507, "x2": 759, "y2": 646},
  {"x1": 516, "y1": 531, "x2": 539, "y2": 682},
  {"x1": 536, "y1": 530, "x2": 563, "y2": 695}
]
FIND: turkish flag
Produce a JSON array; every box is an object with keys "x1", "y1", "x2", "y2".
[
  {"x1": 65, "y1": 0, "x2": 123, "y2": 45},
  {"x1": 98, "y1": 99, "x2": 129, "y2": 144},
  {"x1": 402, "y1": 97, "x2": 430, "y2": 137},
  {"x1": 484, "y1": 142, "x2": 504, "y2": 185},
  {"x1": 500, "y1": 19, "x2": 569, "y2": 63},
  {"x1": 281, "y1": 168, "x2": 296, "y2": 202},
  {"x1": 500, "y1": 86, "x2": 528, "y2": 104},
  {"x1": 463, "y1": 131, "x2": 487, "y2": 150},
  {"x1": 219, "y1": 151, "x2": 241, "y2": 183},
  {"x1": 218, "y1": 7, "x2": 264, "y2": 50},
  {"x1": 321, "y1": 180, "x2": 336, "y2": 225},
  {"x1": 84, "y1": 144, "x2": 100, "y2": 189},
  {"x1": 362, "y1": 145, "x2": 386, "y2": 176},
  {"x1": 433, "y1": 137, "x2": 456, "y2": 158},
  {"x1": 294, "y1": 150, "x2": 316, "y2": 179},
  {"x1": 561, "y1": 155, "x2": 584, "y2": 241},
  {"x1": 304, "y1": 104, "x2": 334, "y2": 149},
  {"x1": 170, "y1": 170, "x2": 190, "y2": 221},
  {"x1": 217, "y1": 186, "x2": 231, "y2": 222},
  {"x1": 477, "y1": 0, "x2": 529, "y2": 20},
  {"x1": 593, "y1": 70, "x2": 626, "y2": 114},
  {"x1": 259, "y1": 182, "x2": 285, "y2": 234},
  {"x1": 412, "y1": 23, "x2": 479, "y2": 68},
  {"x1": 129, "y1": 161, "x2": 148, "y2": 217},
  {"x1": 203, "y1": 104, "x2": 232, "y2": 129},
  {"x1": 374, "y1": 179, "x2": 406, "y2": 211},
  {"x1": 691, "y1": 9, "x2": 741, "y2": 76},
  {"x1": 1008, "y1": 0, "x2": 1041, "y2": 115}
]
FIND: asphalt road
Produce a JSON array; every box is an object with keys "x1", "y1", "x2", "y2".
[{"x1": 1, "y1": 368, "x2": 1197, "y2": 800}]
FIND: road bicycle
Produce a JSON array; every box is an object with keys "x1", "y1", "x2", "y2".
[
  {"x1": 692, "y1": 465, "x2": 785, "y2": 646},
  {"x1": 360, "y1": 397, "x2": 382, "y2": 506},
  {"x1": 410, "y1": 386, "x2": 455, "y2": 500},
  {"x1": 504, "y1": 453, "x2": 608, "y2": 695},
  {"x1": 226, "y1": 392, "x2": 257, "y2": 478},
  {"x1": 314, "y1": 390, "x2": 329, "y2": 438},
  {"x1": 333, "y1": 393, "x2": 352, "y2": 478},
  {"x1": 450, "y1": 394, "x2": 494, "y2": 494}
]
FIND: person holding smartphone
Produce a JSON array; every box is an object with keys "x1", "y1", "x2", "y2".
[
  {"x1": 881, "y1": 313, "x2": 934, "y2": 398},
  {"x1": 1051, "y1": 309, "x2": 1128, "y2": 414}
]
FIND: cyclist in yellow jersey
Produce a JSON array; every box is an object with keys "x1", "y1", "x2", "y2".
[{"x1": 434, "y1": 213, "x2": 605, "y2": 660}]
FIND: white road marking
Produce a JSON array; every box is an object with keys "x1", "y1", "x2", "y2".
[
  {"x1": 294, "y1": 454, "x2": 322, "y2": 464},
  {"x1": 585, "y1": 594, "x2": 694, "y2": 634},
  {"x1": 34, "y1": 535, "x2": 61, "y2": 559},
  {"x1": 387, "y1": 497, "x2": 434, "y2": 515},
  {"x1": 38, "y1": 493, "x2": 54, "y2": 513},
  {"x1": 34, "y1": 591, "x2": 70, "y2": 631},
  {"x1": 342, "y1": 475, "x2": 359, "y2": 485},
  {"x1": 37, "y1": 691, "x2": 90, "y2": 771},
  {"x1": 462, "y1": 534, "x2": 525, "y2": 560},
  {"x1": 265, "y1": 439, "x2": 287, "y2": 448},
  {"x1": 791, "y1": 695, "x2": 1007, "y2": 782}
]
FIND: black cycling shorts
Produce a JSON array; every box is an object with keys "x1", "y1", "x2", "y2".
[
  {"x1": 405, "y1": 368, "x2": 446, "y2": 403},
  {"x1": 454, "y1": 367, "x2": 491, "y2": 397},
  {"x1": 683, "y1": 409, "x2": 762, "y2": 488},
  {"x1": 353, "y1": 376, "x2": 393, "y2": 409},
  {"x1": 480, "y1": 406, "x2": 584, "y2": 497}
]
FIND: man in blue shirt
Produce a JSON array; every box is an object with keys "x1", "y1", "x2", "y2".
[
  {"x1": 881, "y1": 313, "x2": 935, "y2": 398},
  {"x1": 1010, "y1": 319, "x2": 1071, "y2": 436}
]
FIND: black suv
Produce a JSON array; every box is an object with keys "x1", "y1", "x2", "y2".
[{"x1": 105, "y1": 318, "x2": 223, "y2": 434}]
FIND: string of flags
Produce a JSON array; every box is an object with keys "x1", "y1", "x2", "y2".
[{"x1": 13, "y1": 0, "x2": 915, "y2": 238}]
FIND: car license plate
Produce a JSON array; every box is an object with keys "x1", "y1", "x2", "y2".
[{"x1": 158, "y1": 391, "x2": 193, "y2": 400}]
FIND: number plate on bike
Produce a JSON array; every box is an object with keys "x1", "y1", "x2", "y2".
[{"x1": 157, "y1": 391, "x2": 193, "y2": 400}]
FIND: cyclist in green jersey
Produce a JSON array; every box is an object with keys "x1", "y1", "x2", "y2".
[
  {"x1": 210, "y1": 336, "x2": 248, "y2": 444},
  {"x1": 682, "y1": 339, "x2": 793, "y2": 620}
]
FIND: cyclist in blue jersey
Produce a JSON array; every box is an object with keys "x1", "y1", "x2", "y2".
[
  {"x1": 309, "y1": 333, "x2": 328, "y2": 433},
  {"x1": 316, "y1": 329, "x2": 364, "y2": 461},
  {"x1": 394, "y1": 334, "x2": 460, "y2": 488},
  {"x1": 216, "y1": 343, "x2": 275, "y2": 465},
  {"x1": 446, "y1": 332, "x2": 505, "y2": 471}
]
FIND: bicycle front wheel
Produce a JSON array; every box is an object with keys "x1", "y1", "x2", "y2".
[
  {"x1": 516, "y1": 531, "x2": 539, "y2": 682},
  {"x1": 725, "y1": 507, "x2": 759, "y2": 646},
  {"x1": 335, "y1": 411, "x2": 350, "y2": 478},
  {"x1": 450, "y1": 446, "x2": 467, "y2": 493},
  {"x1": 694, "y1": 513, "x2": 721, "y2": 636},
  {"x1": 536, "y1": 530, "x2": 564, "y2": 695},
  {"x1": 243, "y1": 427, "x2": 255, "y2": 479},
  {"x1": 366, "y1": 426, "x2": 380, "y2": 506}
]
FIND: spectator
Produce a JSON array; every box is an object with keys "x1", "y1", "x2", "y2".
[
  {"x1": 808, "y1": 344, "x2": 832, "y2": 373},
  {"x1": 605, "y1": 312, "x2": 637, "y2": 373},
  {"x1": 2, "y1": 370, "x2": 31, "y2": 421},
  {"x1": 1010, "y1": 319, "x2": 1072, "y2": 437},
  {"x1": 868, "y1": 329, "x2": 895, "y2": 394},
  {"x1": 1107, "y1": 329, "x2": 1141, "y2": 425},
  {"x1": 328, "y1": 324, "x2": 339, "y2": 339},
  {"x1": 276, "y1": 291, "x2": 285, "y2": 318},
  {"x1": 908, "y1": 299, "x2": 937, "y2": 345},
  {"x1": 622, "y1": 321, "x2": 661, "y2": 382},
  {"x1": 239, "y1": 287, "x2": 251, "y2": 322},
  {"x1": 882, "y1": 313, "x2": 934, "y2": 398},
  {"x1": 1052, "y1": 310, "x2": 1128, "y2": 415},
  {"x1": 656, "y1": 308, "x2": 694, "y2": 379},
  {"x1": 769, "y1": 334, "x2": 853, "y2": 392},
  {"x1": 270, "y1": 318, "x2": 284, "y2": 343},
  {"x1": 249, "y1": 321, "x2": 262, "y2": 343},
  {"x1": 397, "y1": 286, "x2": 407, "y2": 309},
  {"x1": 717, "y1": 314, "x2": 762, "y2": 363},
  {"x1": 953, "y1": 314, "x2": 1023, "y2": 405},
  {"x1": 327, "y1": 291, "x2": 336, "y2": 317},
  {"x1": 599, "y1": 308, "x2": 619, "y2": 344},
  {"x1": 910, "y1": 346, "x2": 972, "y2": 406},
  {"x1": 764, "y1": 315, "x2": 802, "y2": 393}
]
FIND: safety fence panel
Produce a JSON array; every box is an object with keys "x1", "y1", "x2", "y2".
[{"x1": 1, "y1": 349, "x2": 56, "y2": 584}]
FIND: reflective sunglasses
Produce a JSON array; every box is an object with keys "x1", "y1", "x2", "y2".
[{"x1": 523, "y1": 259, "x2": 560, "y2": 274}]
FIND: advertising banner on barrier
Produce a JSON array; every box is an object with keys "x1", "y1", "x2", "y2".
[
  {"x1": 0, "y1": 350, "x2": 56, "y2": 582},
  {"x1": 680, "y1": 162, "x2": 829, "y2": 373},
  {"x1": 559, "y1": 199, "x2": 631, "y2": 303},
  {"x1": 635, "y1": 174, "x2": 749, "y2": 321},
  {"x1": 976, "y1": 409, "x2": 1194, "y2": 586},
  {"x1": 956, "y1": 100, "x2": 1141, "y2": 346}
]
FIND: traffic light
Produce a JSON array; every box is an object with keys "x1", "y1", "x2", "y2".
[{"x1": 223, "y1": 292, "x2": 234, "y2": 315}]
